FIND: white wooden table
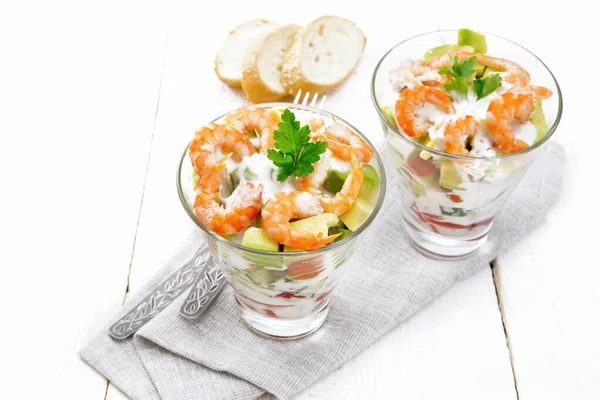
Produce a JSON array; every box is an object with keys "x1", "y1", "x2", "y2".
[{"x1": 2, "y1": 0, "x2": 598, "y2": 398}]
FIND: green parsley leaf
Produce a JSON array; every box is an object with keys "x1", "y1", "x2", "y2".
[
  {"x1": 444, "y1": 77, "x2": 469, "y2": 95},
  {"x1": 267, "y1": 109, "x2": 328, "y2": 182},
  {"x1": 439, "y1": 56, "x2": 478, "y2": 95},
  {"x1": 473, "y1": 73, "x2": 502, "y2": 100}
]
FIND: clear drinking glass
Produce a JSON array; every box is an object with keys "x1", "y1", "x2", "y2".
[
  {"x1": 177, "y1": 103, "x2": 386, "y2": 339},
  {"x1": 371, "y1": 30, "x2": 562, "y2": 258}
]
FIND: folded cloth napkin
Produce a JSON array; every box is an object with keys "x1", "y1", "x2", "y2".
[{"x1": 81, "y1": 142, "x2": 564, "y2": 400}]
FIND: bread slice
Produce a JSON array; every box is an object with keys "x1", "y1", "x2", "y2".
[
  {"x1": 241, "y1": 24, "x2": 302, "y2": 103},
  {"x1": 215, "y1": 19, "x2": 278, "y2": 87},
  {"x1": 281, "y1": 16, "x2": 366, "y2": 95}
]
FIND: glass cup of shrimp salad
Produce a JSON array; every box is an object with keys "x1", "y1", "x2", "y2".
[
  {"x1": 177, "y1": 103, "x2": 385, "y2": 339},
  {"x1": 371, "y1": 29, "x2": 562, "y2": 258}
]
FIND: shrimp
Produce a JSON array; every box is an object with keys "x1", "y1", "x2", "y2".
[
  {"x1": 389, "y1": 64, "x2": 444, "y2": 90},
  {"x1": 444, "y1": 116, "x2": 480, "y2": 157},
  {"x1": 425, "y1": 49, "x2": 477, "y2": 69},
  {"x1": 475, "y1": 54, "x2": 530, "y2": 86},
  {"x1": 425, "y1": 49, "x2": 530, "y2": 86},
  {"x1": 224, "y1": 107, "x2": 279, "y2": 150},
  {"x1": 298, "y1": 149, "x2": 332, "y2": 193},
  {"x1": 189, "y1": 123, "x2": 255, "y2": 174},
  {"x1": 193, "y1": 158, "x2": 263, "y2": 235},
  {"x1": 319, "y1": 122, "x2": 374, "y2": 163},
  {"x1": 395, "y1": 86, "x2": 455, "y2": 139},
  {"x1": 308, "y1": 117, "x2": 325, "y2": 133},
  {"x1": 261, "y1": 191, "x2": 341, "y2": 251},
  {"x1": 319, "y1": 152, "x2": 364, "y2": 215},
  {"x1": 486, "y1": 85, "x2": 552, "y2": 154}
]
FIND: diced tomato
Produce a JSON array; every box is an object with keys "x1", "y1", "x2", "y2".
[
  {"x1": 286, "y1": 256, "x2": 324, "y2": 280},
  {"x1": 447, "y1": 194, "x2": 463, "y2": 203},
  {"x1": 407, "y1": 155, "x2": 439, "y2": 177},
  {"x1": 264, "y1": 309, "x2": 278, "y2": 318},
  {"x1": 275, "y1": 292, "x2": 306, "y2": 299}
]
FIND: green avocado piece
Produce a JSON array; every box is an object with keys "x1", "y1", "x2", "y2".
[
  {"x1": 458, "y1": 29, "x2": 487, "y2": 53},
  {"x1": 531, "y1": 100, "x2": 548, "y2": 143},
  {"x1": 340, "y1": 197, "x2": 374, "y2": 232},
  {"x1": 323, "y1": 164, "x2": 381, "y2": 203},
  {"x1": 323, "y1": 169, "x2": 347, "y2": 194},
  {"x1": 423, "y1": 44, "x2": 475, "y2": 62},
  {"x1": 475, "y1": 63, "x2": 486, "y2": 78},
  {"x1": 284, "y1": 213, "x2": 339, "y2": 252},
  {"x1": 359, "y1": 164, "x2": 381, "y2": 203},
  {"x1": 242, "y1": 227, "x2": 279, "y2": 252},
  {"x1": 439, "y1": 160, "x2": 465, "y2": 191},
  {"x1": 246, "y1": 265, "x2": 275, "y2": 286}
]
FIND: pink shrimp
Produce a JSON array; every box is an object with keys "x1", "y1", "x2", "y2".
[
  {"x1": 224, "y1": 107, "x2": 279, "y2": 151},
  {"x1": 189, "y1": 123, "x2": 255, "y2": 174},
  {"x1": 193, "y1": 159, "x2": 262, "y2": 235},
  {"x1": 261, "y1": 191, "x2": 340, "y2": 251},
  {"x1": 319, "y1": 152, "x2": 364, "y2": 215},
  {"x1": 319, "y1": 122, "x2": 373, "y2": 163},
  {"x1": 444, "y1": 116, "x2": 480, "y2": 157},
  {"x1": 486, "y1": 85, "x2": 552, "y2": 154},
  {"x1": 394, "y1": 86, "x2": 455, "y2": 139}
]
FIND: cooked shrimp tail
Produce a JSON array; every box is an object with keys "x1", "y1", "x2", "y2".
[{"x1": 262, "y1": 191, "x2": 341, "y2": 251}]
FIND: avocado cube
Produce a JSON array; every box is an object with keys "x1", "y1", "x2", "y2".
[
  {"x1": 458, "y1": 29, "x2": 487, "y2": 53},
  {"x1": 339, "y1": 197, "x2": 374, "y2": 232},
  {"x1": 439, "y1": 160, "x2": 465, "y2": 191},
  {"x1": 323, "y1": 169, "x2": 347, "y2": 194},
  {"x1": 242, "y1": 227, "x2": 279, "y2": 252},
  {"x1": 530, "y1": 100, "x2": 548, "y2": 143},
  {"x1": 323, "y1": 164, "x2": 381, "y2": 202},
  {"x1": 246, "y1": 265, "x2": 275, "y2": 286},
  {"x1": 284, "y1": 213, "x2": 339, "y2": 252}
]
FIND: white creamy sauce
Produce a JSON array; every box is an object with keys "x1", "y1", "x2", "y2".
[
  {"x1": 329, "y1": 154, "x2": 351, "y2": 173},
  {"x1": 234, "y1": 153, "x2": 296, "y2": 205}
]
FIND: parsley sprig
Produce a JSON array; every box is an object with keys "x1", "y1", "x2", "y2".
[
  {"x1": 473, "y1": 73, "x2": 502, "y2": 100},
  {"x1": 439, "y1": 56, "x2": 478, "y2": 95},
  {"x1": 438, "y1": 55, "x2": 502, "y2": 99},
  {"x1": 267, "y1": 109, "x2": 328, "y2": 182}
]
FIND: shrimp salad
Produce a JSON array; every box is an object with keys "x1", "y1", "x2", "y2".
[
  {"x1": 182, "y1": 106, "x2": 382, "y2": 318},
  {"x1": 378, "y1": 29, "x2": 553, "y2": 238}
]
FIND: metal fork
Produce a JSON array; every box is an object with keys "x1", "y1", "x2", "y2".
[{"x1": 293, "y1": 89, "x2": 327, "y2": 109}]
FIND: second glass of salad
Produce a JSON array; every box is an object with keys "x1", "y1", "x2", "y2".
[
  {"x1": 178, "y1": 103, "x2": 385, "y2": 339},
  {"x1": 371, "y1": 29, "x2": 562, "y2": 258}
]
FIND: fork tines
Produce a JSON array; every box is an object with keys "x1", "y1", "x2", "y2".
[{"x1": 293, "y1": 89, "x2": 327, "y2": 109}]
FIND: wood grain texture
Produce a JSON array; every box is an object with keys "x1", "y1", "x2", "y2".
[
  {"x1": 0, "y1": 1, "x2": 166, "y2": 399},
  {"x1": 436, "y1": 0, "x2": 600, "y2": 398}
]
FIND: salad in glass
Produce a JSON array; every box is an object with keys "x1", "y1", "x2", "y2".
[
  {"x1": 372, "y1": 29, "x2": 561, "y2": 258},
  {"x1": 178, "y1": 104, "x2": 385, "y2": 338}
]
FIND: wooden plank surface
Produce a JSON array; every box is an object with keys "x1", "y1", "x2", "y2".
[
  {"x1": 435, "y1": 1, "x2": 600, "y2": 398},
  {"x1": 0, "y1": 1, "x2": 166, "y2": 399}
]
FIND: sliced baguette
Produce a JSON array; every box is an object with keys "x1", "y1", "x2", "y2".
[
  {"x1": 281, "y1": 16, "x2": 366, "y2": 95},
  {"x1": 215, "y1": 19, "x2": 278, "y2": 87},
  {"x1": 241, "y1": 24, "x2": 302, "y2": 103}
]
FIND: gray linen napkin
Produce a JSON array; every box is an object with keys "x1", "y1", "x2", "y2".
[{"x1": 81, "y1": 142, "x2": 564, "y2": 400}]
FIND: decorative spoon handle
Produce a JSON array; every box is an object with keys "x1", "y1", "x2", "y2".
[
  {"x1": 108, "y1": 245, "x2": 210, "y2": 340},
  {"x1": 179, "y1": 256, "x2": 226, "y2": 319}
]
